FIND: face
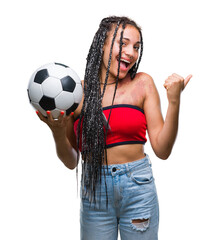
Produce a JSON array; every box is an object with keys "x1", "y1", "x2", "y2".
[{"x1": 101, "y1": 24, "x2": 141, "y2": 82}]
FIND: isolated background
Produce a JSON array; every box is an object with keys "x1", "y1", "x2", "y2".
[{"x1": 1, "y1": 0, "x2": 218, "y2": 239}]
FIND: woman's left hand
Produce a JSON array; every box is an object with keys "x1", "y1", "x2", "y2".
[{"x1": 164, "y1": 73, "x2": 192, "y2": 103}]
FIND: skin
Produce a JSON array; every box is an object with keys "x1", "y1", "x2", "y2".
[{"x1": 37, "y1": 24, "x2": 192, "y2": 169}]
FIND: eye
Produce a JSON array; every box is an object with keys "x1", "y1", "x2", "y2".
[{"x1": 134, "y1": 45, "x2": 140, "y2": 51}]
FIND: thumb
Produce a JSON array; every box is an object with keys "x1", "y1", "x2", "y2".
[{"x1": 184, "y1": 74, "x2": 193, "y2": 89}]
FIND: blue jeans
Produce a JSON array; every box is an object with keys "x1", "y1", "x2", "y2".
[{"x1": 80, "y1": 154, "x2": 159, "y2": 240}]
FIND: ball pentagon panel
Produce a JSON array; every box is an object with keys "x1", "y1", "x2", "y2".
[
  {"x1": 34, "y1": 69, "x2": 49, "y2": 84},
  {"x1": 66, "y1": 68, "x2": 81, "y2": 84},
  {"x1": 55, "y1": 62, "x2": 68, "y2": 68},
  {"x1": 60, "y1": 76, "x2": 76, "y2": 92},
  {"x1": 39, "y1": 96, "x2": 56, "y2": 111}
]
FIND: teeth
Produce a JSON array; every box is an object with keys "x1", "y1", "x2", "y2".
[
  {"x1": 117, "y1": 58, "x2": 131, "y2": 64},
  {"x1": 121, "y1": 59, "x2": 131, "y2": 64}
]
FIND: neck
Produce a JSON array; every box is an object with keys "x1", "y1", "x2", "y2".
[
  {"x1": 100, "y1": 64, "x2": 118, "y2": 86},
  {"x1": 100, "y1": 81, "x2": 117, "y2": 85}
]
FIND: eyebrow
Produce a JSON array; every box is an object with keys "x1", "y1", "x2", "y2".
[{"x1": 123, "y1": 37, "x2": 141, "y2": 44}]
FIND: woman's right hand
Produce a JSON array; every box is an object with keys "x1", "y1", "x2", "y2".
[{"x1": 36, "y1": 110, "x2": 73, "y2": 138}]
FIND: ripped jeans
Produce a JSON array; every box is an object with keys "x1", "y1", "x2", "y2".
[{"x1": 80, "y1": 154, "x2": 159, "y2": 240}]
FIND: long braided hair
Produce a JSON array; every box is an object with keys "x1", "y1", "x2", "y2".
[{"x1": 76, "y1": 16, "x2": 143, "y2": 207}]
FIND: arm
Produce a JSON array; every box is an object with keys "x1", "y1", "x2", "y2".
[
  {"x1": 143, "y1": 73, "x2": 192, "y2": 159},
  {"x1": 37, "y1": 111, "x2": 79, "y2": 169}
]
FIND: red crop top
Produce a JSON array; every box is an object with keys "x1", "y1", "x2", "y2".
[{"x1": 74, "y1": 104, "x2": 147, "y2": 150}]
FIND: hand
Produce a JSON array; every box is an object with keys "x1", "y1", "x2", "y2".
[
  {"x1": 36, "y1": 110, "x2": 73, "y2": 137},
  {"x1": 164, "y1": 73, "x2": 192, "y2": 103}
]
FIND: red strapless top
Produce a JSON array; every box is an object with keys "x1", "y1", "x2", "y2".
[{"x1": 74, "y1": 104, "x2": 147, "y2": 150}]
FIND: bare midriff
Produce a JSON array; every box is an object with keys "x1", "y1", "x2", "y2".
[{"x1": 103, "y1": 144, "x2": 146, "y2": 165}]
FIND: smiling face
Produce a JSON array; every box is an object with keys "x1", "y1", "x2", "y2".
[{"x1": 100, "y1": 24, "x2": 141, "y2": 82}]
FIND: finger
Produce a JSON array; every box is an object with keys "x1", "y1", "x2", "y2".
[
  {"x1": 164, "y1": 78, "x2": 171, "y2": 85},
  {"x1": 58, "y1": 111, "x2": 65, "y2": 122},
  {"x1": 163, "y1": 83, "x2": 170, "y2": 90},
  {"x1": 166, "y1": 76, "x2": 177, "y2": 83},
  {"x1": 66, "y1": 112, "x2": 74, "y2": 119},
  {"x1": 37, "y1": 111, "x2": 51, "y2": 125},
  {"x1": 46, "y1": 111, "x2": 54, "y2": 123},
  {"x1": 163, "y1": 83, "x2": 168, "y2": 88},
  {"x1": 64, "y1": 112, "x2": 74, "y2": 123},
  {"x1": 184, "y1": 74, "x2": 193, "y2": 88},
  {"x1": 36, "y1": 110, "x2": 45, "y2": 120},
  {"x1": 172, "y1": 73, "x2": 184, "y2": 80}
]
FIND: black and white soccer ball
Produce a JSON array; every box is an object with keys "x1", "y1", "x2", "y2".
[{"x1": 27, "y1": 62, "x2": 83, "y2": 119}]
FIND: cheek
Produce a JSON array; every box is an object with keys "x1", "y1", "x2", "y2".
[
  {"x1": 134, "y1": 52, "x2": 139, "y2": 62},
  {"x1": 102, "y1": 51, "x2": 110, "y2": 67},
  {"x1": 129, "y1": 53, "x2": 139, "y2": 69},
  {"x1": 103, "y1": 45, "x2": 115, "y2": 61}
]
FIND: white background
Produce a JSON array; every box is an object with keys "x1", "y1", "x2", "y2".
[{"x1": 1, "y1": 0, "x2": 218, "y2": 239}]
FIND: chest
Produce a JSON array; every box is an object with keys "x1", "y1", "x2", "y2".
[{"x1": 101, "y1": 81, "x2": 144, "y2": 108}]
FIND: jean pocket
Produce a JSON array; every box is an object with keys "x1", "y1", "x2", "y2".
[{"x1": 130, "y1": 165, "x2": 153, "y2": 185}]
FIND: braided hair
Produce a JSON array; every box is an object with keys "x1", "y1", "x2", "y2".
[{"x1": 76, "y1": 16, "x2": 143, "y2": 207}]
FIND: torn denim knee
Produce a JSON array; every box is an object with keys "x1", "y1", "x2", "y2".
[{"x1": 130, "y1": 217, "x2": 150, "y2": 232}]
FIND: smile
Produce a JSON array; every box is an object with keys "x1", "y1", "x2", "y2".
[{"x1": 117, "y1": 58, "x2": 131, "y2": 69}]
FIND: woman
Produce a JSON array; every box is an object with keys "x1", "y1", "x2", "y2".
[{"x1": 37, "y1": 16, "x2": 192, "y2": 240}]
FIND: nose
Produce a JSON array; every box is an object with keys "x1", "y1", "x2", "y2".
[{"x1": 124, "y1": 45, "x2": 135, "y2": 60}]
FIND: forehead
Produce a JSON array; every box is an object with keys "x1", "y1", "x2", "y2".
[{"x1": 107, "y1": 24, "x2": 140, "y2": 43}]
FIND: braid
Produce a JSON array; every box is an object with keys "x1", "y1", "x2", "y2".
[
  {"x1": 76, "y1": 16, "x2": 143, "y2": 208},
  {"x1": 101, "y1": 21, "x2": 120, "y2": 99},
  {"x1": 105, "y1": 22, "x2": 126, "y2": 132},
  {"x1": 77, "y1": 22, "x2": 109, "y2": 206},
  {"x1": 129, "y1": 29, "x2": 143, "y2": 79}
]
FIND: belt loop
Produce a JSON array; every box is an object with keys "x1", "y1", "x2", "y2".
[
  {"x1": 125, "y1": 163, "x2": 131, "y2": 177},
  {"x1": 125, "y1": 163, "x2": 129, "y2": 171},
  {"x1": 146, "y1": 154, "x2": 152, "y2": 166}
]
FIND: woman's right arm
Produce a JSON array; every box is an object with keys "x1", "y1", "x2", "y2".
[{"x1": 37, "y1": 111, "x2": 79, "y2": 170}]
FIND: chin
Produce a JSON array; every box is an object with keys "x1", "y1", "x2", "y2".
[{"x1": 119, "y1": 71, "x2": 131, "y2": 80}]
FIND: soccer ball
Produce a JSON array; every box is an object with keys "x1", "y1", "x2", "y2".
[{"x1": 27, "y1": 62, "x2": 83, "y2": 119}]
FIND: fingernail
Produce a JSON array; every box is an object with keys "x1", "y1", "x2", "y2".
[
  {"x1": 60, "y1": 111, "x2": 65, "y2": 115},
  {"x1": 36, "y1": 110, "x2": 39, "y2": 115},
  {"x1": 46, "y1": 111, "x2": 51, "y2": 115},
  {"x1": 70, "y1": 112, "x2": 74, "y2": 116}
]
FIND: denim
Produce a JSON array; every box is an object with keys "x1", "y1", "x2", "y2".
[{"x1": 80, "y1": 154, "x2": 159, "y2": 240}]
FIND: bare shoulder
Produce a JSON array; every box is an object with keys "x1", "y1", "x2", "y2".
[
  {"x1": 134, "y1": 72, "x2": 154, "y2": 87},
  {"x1": 134, "y1": 72, "x2": 157, "y2": 95},
  {"x1": 135, "y1": 72, "x2": 153, "y2": 81}
]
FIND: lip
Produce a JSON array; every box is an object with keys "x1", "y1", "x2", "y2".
[
  {"x1": 117, "y1": 57, "x2": 132, "y2": 71},
  {"x1": 117, "y1": 57, "x2": 131, "y2": 64}
]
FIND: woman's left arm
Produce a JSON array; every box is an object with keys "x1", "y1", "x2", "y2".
[{"x1": 143, "y1": 73, "x2": 192, "y2": 159}]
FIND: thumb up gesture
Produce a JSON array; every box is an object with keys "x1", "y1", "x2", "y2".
[{"x1": 164, "y1": 73, "x2": 192, "y2": 103}]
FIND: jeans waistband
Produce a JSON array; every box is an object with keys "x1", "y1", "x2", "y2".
[{"x1": 101, "y1": 154, "x2": 151, "y2": 176}]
